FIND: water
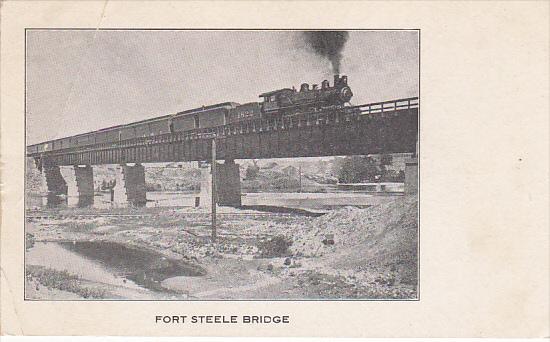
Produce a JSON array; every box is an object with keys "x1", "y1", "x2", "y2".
[
  {"x1": 26, "y1": 191, "x2": 199, "y2": 210},
  {"x1": 27, "y1": 241, "x2": 205, "y2": 292},
  {"x1": 27, "y1": 190, "x2": 399, "y2": 211},
  {"x1": 241, "y1": 192, "x2": 397, "y2": 209}
]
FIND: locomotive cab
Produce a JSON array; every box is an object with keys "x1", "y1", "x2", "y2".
[{"x1": 260, "y1": 91, "x2": 281, "y2": 113}]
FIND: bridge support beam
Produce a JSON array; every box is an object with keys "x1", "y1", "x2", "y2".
[
  {"x1": 60, "y1": 165, "x2": 94, "y2": 207},
  {"x1": 75, "y1": 165, "x2": 94, "y2": 206},
  {"x1": 198, "y1": 160, "x2": 242, "y2": 208},
  {"x1": 216, "y1": 160, "x2": 242, "y2": 207},
  {"x1": 114, "y1": 164, "x2": 147, "y2": 207},
  {"x1": 404, "y1": 157, "x2": 418, "y2": 194},
  {"x1": 59, "y1": 165, "x2": 95, "y2": 207},
  {"x1": 42, "y1": 165, "x2": 67, "y2": 196}
]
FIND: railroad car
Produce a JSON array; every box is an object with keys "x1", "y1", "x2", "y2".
[
  {"x1": 171, "y1": 103, "x2": 237, "y2": 131},
  {"x1": 227, "y1": 102, "x2": 262, "y2": 123},
  {"x1": 27, "y1": 75, "x2": 352, "y2": 155},
  {"x1": 119, "y1": 125, "x2": 137, "y2": 141}
]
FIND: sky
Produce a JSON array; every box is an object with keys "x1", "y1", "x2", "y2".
[{"x1": 26, "y1": 30, "x2": 418, "y2": 145}]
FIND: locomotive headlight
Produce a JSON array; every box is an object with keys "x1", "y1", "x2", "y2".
[{"x1": 339, "y1": 86, "x2": 353, "y2": 102}]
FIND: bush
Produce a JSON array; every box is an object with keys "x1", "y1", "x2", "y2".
[
  {"x1": 257, "y1": 235, "x2": 293, "y2": 258},
  {"x1": 245, "y1": 164, "x2": 260, "y2": 180},
  {"x1": 334, "y1": 156, "x2": 381, "y2": 183},
  {"x1": 26, "y1": 265, "x2": 106, "y2": 299},
  {"x1": 26, "y1": 233, "x2": 35, "y2": 250}
]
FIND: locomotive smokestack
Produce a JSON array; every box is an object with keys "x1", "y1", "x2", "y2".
[
  {"x1": 334, "y1": 74, "x2": 340, "y2": 86},
  {"x1": 301, "y1": 31, "x2": 349, "y2": 73}
]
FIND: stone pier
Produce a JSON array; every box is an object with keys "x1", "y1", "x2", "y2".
[
  {"x1": 59, "y1": 165, "x2": 95, "y2": 206},
  {"x1": 41, "y1": 165, "x2": 94, "y2": 207},
  {"x1": 113, "y1": 164, "x2": 147, "y2": 206},
  {"x1": 73, "y1": 165, "x2": 94, "y2": 206},
  {"x1": 42, "y1": 165, "x2": 68, "y2": 199},
  {"x1": 404, "y1": 157, "x2": 418, "y2": 194},
  {"x1": 198, "y1": 160, "x2": 242, "y2": 208},
  {"x1": 59, "y1": 166, "x2": 78, "y2": 202},
  {"x1": 216, "y1": 160, "x2": 242, "y2": 207}
]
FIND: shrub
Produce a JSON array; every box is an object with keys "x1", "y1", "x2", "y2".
[
  {"x1": 26, "y1": 233, "x2": 35, "y2": 250},
  {"x1": 257, "y1": 235, "x2": 293, "y2": 258},
  {"x1": 245, "y1": 164, "x2": 260, "y2": 180},
  {"x1": 26, "y1": 265, "x2": 106, "y2": 299}
]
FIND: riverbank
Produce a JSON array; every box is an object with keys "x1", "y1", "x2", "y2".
[{"x1": 25, "y1": 196, "x2": 417, "y2": 300}]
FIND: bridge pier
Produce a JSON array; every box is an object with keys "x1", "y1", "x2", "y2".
[
  {"x1": 59, "y1": 165, "x2": 95, "y2": 207},
  {"x1": 113, "y1": 164, "x2": 147, "y2": 207},
  {"x1": 198, "y1": 160, "x2": 242, "y2": 208},
  {"x1": 59, "y1": 166, "x2": 78, "y2": 205},
  {"x1": 42, "y1": 165, "x2": 67, "y2": 196},
  {"x1": 404, "y1": 157, "x2": 418, "y2": 194},
  {"x1": 216, "y1": 160, "x2": 242, "y2": 207},
  {"x1": 74, "y1": 165, "x2": 94, "y2": 207}
]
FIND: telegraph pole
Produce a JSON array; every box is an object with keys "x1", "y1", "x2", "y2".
[
  {"x1": 298, "y1": 164, "x2": 302, "y2": 193},
  {"x1": 211, "y1": 138, "x2": 217, "y2": 241}
]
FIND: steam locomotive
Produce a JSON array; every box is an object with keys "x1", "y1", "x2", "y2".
[
  {"x1": 27, "y1": 75, "x2": 353, "y2": 155},
  {"x1": 228, "y1": 74, "x2": 353, "y2": 122}
]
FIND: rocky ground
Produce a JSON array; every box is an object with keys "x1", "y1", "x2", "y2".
[{"x1": 25, "y1": 196, "x2": 417, "y2": 300}]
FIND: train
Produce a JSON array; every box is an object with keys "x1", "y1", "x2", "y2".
[{"x1": 27, "y1": 74, "x2": 353, "y2": 155}]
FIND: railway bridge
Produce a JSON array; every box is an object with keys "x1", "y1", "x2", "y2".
[{"x1": 27, "y1": 97, "x2": 418, "y2": 207}]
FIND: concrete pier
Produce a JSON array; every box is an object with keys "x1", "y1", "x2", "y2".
[
  {"x1": 58, "y1": 165, "x2": 95, "y2": 207},
  {"x1": 198, "y1": 160, "x2": 242, "y2": 208},
  {"x1": 59, "y1": 166, "x2": 77, "y2": 197},
  {"x1": 43, "y1": 165, "x2": 67, "y2": 196},
  {"x1": 404, "y1": 157, "x2": 418, "y2": 194},
  {"x1": 113, "y1": 164, "x2": 147, "y2": 206},
  {"x1": 216, "y1": 160, "x2": 242, "y2": 207},
  {"x1": 74, "y1": 165, "x2": 94, "y2": 206}
]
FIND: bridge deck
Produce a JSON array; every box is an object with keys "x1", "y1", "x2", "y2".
[{"x1": 29, "y1": 97, "x2": 418, "y2": 166}]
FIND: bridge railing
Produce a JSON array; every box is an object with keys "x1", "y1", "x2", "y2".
[
  {"x1": 350, "y1": 97, "x2": 419, "y2": 115},
  {"x1": 30, "y1": 97, "x2": 418, "y2": 157}
]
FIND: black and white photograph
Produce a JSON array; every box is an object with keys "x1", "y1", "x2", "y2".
[{"x1": 24, "y1": 29, "x2": 419, "y2": 301}]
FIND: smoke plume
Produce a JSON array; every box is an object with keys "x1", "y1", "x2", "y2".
[{"x1": 301, "y1": 31, "x2": 349, "y2": 73}]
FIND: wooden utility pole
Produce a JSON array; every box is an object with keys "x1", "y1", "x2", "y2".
[
  {"x1": 211, "y1": 138, "x2": 217, "y2": 241},
  {"x1": 298, "y1": 164, "x2": 302, "y2": 193}
]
